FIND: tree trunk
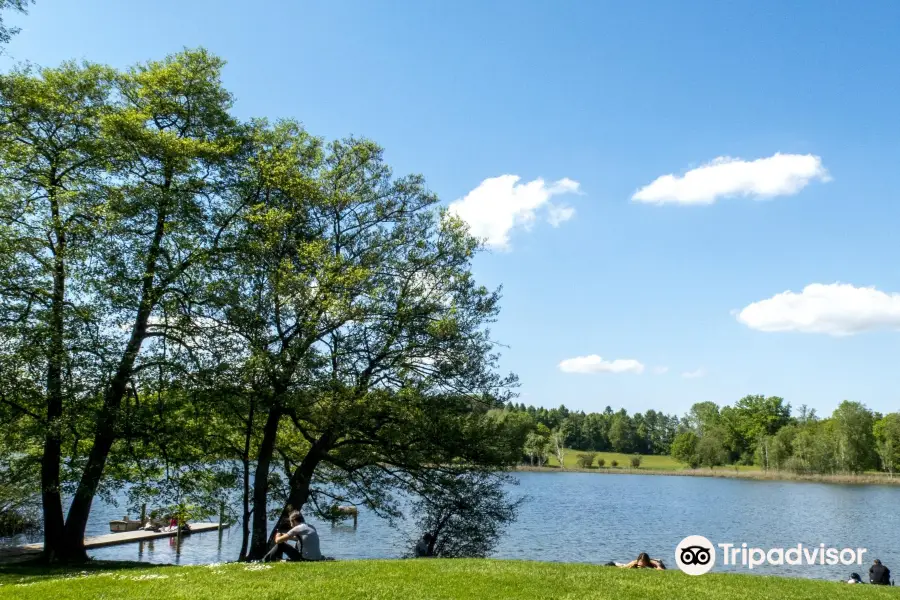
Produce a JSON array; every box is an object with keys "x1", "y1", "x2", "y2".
[
  {"x1": 61, "y1": 299, "x2": 157, "y2": 560},
  {"x1": 40, "y1": 185, "x2": 67, "y2": 562},
  {"x1": 238, "y1": 400, "x2": 255, "y2": 561},
  {"x1": 265, "y1": 434, "x2": 333, "y2": 550},
  {"x1": 61, "y1": 203, "x2": 168, "y2": 562},
  {"x1": 247, "y1": 406, "x2": 282, "y2": 560}
]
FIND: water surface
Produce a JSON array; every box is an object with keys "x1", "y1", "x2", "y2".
[{"x1": 10, "y1": 472, "x2": 900, "y2": 581}]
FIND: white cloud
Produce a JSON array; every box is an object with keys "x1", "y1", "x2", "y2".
[
  {"x1": 558, "y1": 355, "x2": 645, "y2": 374},
  {"x1": 681, "y1": 368, "x2": 705, "y2": 379},
  {"x1": 632, "y1": 153, "x2": 829, "y2": 205},
  {"x1": 653, "y1": 366, "x2": 669, "y2": 375},
  {"x1": 448, "y1": 175, "x2": 580, "y2": 250},
  {"x1": 736, "y1": 282, "x2": 900, "y2": 336},
  {"x1": 547, "y1": 204, "x2": 575, "y2": 227}
]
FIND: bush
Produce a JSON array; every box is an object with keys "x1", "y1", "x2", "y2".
[
  {"x1": 575, "y1": 452, "x2": 596, "y2": 469},
  {"x1": 630, "y1": 455, "x2": 642, "y2": 468},
  {"x1": 597, "y1": 458, "x2": 605, "y2": 468},
  {"x1": 610, "y1": 460, "x2": 618, "y2": 468},
  {"x1": 409, "y1": 471, "x2": 523, "y2": 558},
  {"x1": 0, "y1": 508, "x2": 39, "y2": 538}
]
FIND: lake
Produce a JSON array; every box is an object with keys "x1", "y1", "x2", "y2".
[{"x1": 11, "y1": 472, "x2": 900, "y2": 581}]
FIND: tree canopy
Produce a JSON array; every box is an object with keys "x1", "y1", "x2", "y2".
[{"x1": 0, "y1": 48, "x2": 522, "y2": 563}]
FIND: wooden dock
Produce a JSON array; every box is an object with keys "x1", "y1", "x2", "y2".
[{"x1": 0, "y1": 522, "x2": 226, "y2": 563}]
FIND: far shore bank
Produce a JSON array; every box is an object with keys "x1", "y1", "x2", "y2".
[{"x1": 515, "y1": 464, "x2": 900, "y2": 486}]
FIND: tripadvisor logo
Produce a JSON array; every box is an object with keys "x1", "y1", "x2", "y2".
[
  {"x1": 675, "y1": 535, "x2": 869, "y2": 575},
  {"x1": 675, "y1": 535, "x2": 716, "y2": 575}
]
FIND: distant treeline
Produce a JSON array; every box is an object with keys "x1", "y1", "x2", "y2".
[
  {"x1": 496, "y1": 396, "x2": 900, "y2": 476},
  {"x1": 500, "y1": 403, "x2": 679, "y2": 455}
]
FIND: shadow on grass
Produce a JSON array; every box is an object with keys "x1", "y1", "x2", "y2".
[{"x1": 0, "y1": 558, "x2": 168, "y2": 585}]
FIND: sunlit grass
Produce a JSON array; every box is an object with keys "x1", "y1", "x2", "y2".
[
  {"x1": 1, "y1": 559, "x2": 893, "y2": 600},
  {"x1": 544, "y1": 449, "x2": 686, "y2": 470}
]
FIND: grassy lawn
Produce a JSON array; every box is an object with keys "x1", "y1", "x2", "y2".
[
  {"x1": 536, "y1": 450, "x2": 894, "y2": 484},
  {"x1": 544, "y1": 449, "x2": 764, "y2": 472},
  {"x1": 0, "y1": 558, "x2": 893, "y2": 600},
  {"x1": 545, "y1": 448, "x2": 686, "y2": 470}
]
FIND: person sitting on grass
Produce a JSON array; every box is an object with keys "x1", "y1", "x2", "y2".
[
  {"x1": 414, "y1": 533, "x2": 435, "y2": 557},
  {"x1": 869, "y1": 558, "x2": 891, "y2": 585},
  {"x1": 619, "y1": 552, "x2": 666, "y2": 570},
  {"x1": 262, "y1": 511, "x2": 322, "y2": 562}
]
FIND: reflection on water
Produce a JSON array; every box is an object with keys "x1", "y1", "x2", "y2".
[{"x1": 6, "y1": 471, "x2": 900, "y2": 581}]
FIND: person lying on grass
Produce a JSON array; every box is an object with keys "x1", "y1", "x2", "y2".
[
  {"x1": 262, "y1": 511, "x2": 322, "y2": 562},
  {"x1": 618, "y1": 552, "x2": 666, "y2": 570}
]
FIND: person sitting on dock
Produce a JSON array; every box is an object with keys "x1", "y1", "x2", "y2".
[
  {"x1": 869, "y1": 558, "x2": 891, "y2": 585},
  {"x1": 262, "y1": 511, "x2": 322, "y2": 562},
  {"x1": 618, "y1": 552, "x2": 666, "y2": 570}
]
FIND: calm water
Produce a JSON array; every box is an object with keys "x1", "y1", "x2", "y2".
[{"x1": 10, "y1": 472, "x2": 900, "y2": 580}]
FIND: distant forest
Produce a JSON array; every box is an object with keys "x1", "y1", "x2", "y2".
[{"x1": 496, "y1": 396, "x2": 900, "y2": 476}]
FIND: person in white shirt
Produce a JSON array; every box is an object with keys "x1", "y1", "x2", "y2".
[{"x1": 262, "y1": 511, "x2": 322, "y2": 562}]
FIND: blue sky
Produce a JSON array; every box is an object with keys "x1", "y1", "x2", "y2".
[{"x1": 7, "y1": 1, "x2": 900, "y2": 417}]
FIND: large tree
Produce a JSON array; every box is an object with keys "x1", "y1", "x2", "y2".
[
  {"x1": 874, "y1": 413, "x2": 900, "y2": 478},
  {"x1": 255, "y1": 193, "x2": 518, "y2": 558},
  {"x1": 58, "y1": 48, "x2": 246, "y2": 561},
  {"x1": 831, "y1": 401, "x2": 874, "y2": 474},
  {"x1": 0, "y1": 49, "x2": 247, "y2": 561},
  {"x1": 193, "y1": 123, "x2": 518, "y2": 559},
  {"x1": 0, "y1": 61, "x2": 115, "y2": 561}
]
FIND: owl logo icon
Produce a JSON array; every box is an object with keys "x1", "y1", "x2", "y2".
[{"x1": 675, "y1": 535, "x2": 716, "y2": 575}]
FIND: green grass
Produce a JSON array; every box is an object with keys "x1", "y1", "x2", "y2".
[
  {"x1": 0, "y1": 559, "x2": 893, "y2": 600},
  {"x1": 545, "y1": 449, "x2": 686, "y2": 470},
  {"x1": 544, "y1": 449, "x2": 764, "y2": 472},
  {"x1": 535, "y1": 450, "x2": 897, "y2": 485}
]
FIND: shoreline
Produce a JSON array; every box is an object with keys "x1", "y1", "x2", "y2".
[{"x1": 515, "y1": 464, "x2": 900, "y2": 486}]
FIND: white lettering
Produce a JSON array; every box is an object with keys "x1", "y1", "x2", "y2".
[
  {"x1": 718, "y1": 544, "x2": 734, "y2": 566},
  {"x1": 685, "y1": 540, "x2": 866, "y2": 573},
  {"x1": 785, "y1": 544, "x2": 802, "y2": 566},
  {"x1": 748, "y1": 548, "x2": 766, "y2": 569}
]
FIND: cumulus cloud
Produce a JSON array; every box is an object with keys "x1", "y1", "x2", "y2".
[
  {"x1": 681, "y1": 368, "x2": 706, "y2": 379},
  {"x1": 632, "y1": 153, "x2": 829, "y2": 205},
  {"x1": 736, "y1": 282, "x2": 900, "y2": 336},
  {"x1": 558, "y1": 355, "x2": 645, "y2": 374},
  {"x1": 448, "y1": 175, "x2": 580, "y2": 250}
]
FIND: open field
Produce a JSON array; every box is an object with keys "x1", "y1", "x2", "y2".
[
  {"x1": 528, "y1": 449, "x2": 900, "y2": 485},
  {"x1": 0, "y1": 558, "x2": 894, "y2": 600},
  {"x1": 542, "y1": 448, "x2": 745, "y2": 471}
]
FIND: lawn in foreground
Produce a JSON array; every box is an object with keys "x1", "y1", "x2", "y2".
[{"x1": 1, "y1": 559, "x2": 893, "y2": 600}]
